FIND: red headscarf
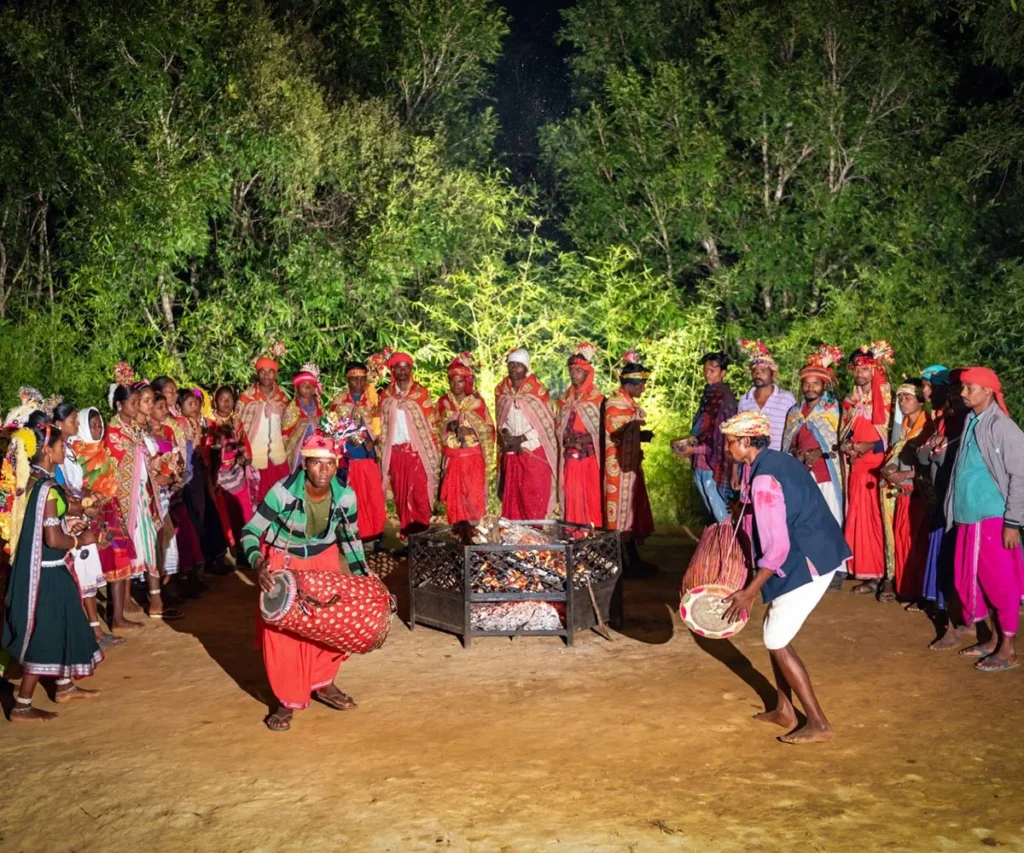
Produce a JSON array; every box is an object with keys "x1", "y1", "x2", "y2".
[
  {"x1": 849, "y1": 351, "x2": 888, "y2": 425},
  {"x1": 300, "y1": 432, "x2": 338, "y2": 460},
  {"x1": 386, "y1": 351, "x2": 413, "y2": 371},
  {"x1": 567, "y1": 353, "x2": 595, "y2": 396},
  {"x1": 960, "y1": 366, "x2": 1009, "y2": 415},
  {"x1": 255, "y1": 356, "x2": 278, "y2": 372},
  {"x1": 447, "y1": 358, "x2": 475, "y2": 393}
]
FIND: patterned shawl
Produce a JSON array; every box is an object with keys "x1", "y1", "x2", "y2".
[
  {"x1": 556, "y1": 382, "x2": 605, "y2": 513},
  {"x1": 283, "y1": 397, "x2": 324, "y2": 470},
  {"x1": 689, "y1": 382, "x2": 737, "y2": 489},
  {"x1": 437, "y1": 391, "x2": 496, "y2": 490},
  {"x1": 604, "y1": 387, "x2": 646, "y2": 532},
  {"x1": 842, "y1": 382, "x2": 892, "y2": 443},
  {"x1": 782, "y1": 397, "x2": 844, "y2": 512},
  {"x1": 237, "y1": 383, "x2": 290, "y2": 468},
  {"x1": 495, "y1": 374, "x2": 559, "y2": 516},
  {"x1": 379, "y1": 380, "x2": 440, "y2": 501},
  {"x1": 331, "y1": 389, "x2": 382, "y2": 442}
]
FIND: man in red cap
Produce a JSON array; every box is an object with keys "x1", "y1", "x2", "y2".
[
  {"x1": 437, "y1": 353, "x2": 495, "y2": 526},
  {"x1": 238, "y1": 345, "x2": 291, "y2": 506},
  {"x1": 945, "y1": 366, "x2": 1024, "y2": 673},
  {"x1": 379, "y1": 350, "x2": 440, "y2": 541},
  {"x1": 246, "y1": 431, "x2": 368, "y2": 731},
  {"x1": 840, "y1": 341, "x2": 894, "y2": 598}
]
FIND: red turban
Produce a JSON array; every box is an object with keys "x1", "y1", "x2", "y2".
[
  {"x1": 960, "y1": 366, "x2": 1009, "y2": 415},
  {"x1": 292, "y1": 369, "x2": 322, "y2": 395},
  {"x1": 447, "y1": 356, "x2": 475, "y2": 392},
  {"x1": 300, "y1": 432, "x2": 338, "y2": 460},
  {"x1": 255, "y1": 357, "x2": 278, "y2": 372},
  {"x1": 386, "y1": 351, "x2": 413, "y2": 371}
]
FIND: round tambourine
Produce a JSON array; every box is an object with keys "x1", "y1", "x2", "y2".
[{"x1": 679, "y1": 583, "x2": 748, "y2": 639}]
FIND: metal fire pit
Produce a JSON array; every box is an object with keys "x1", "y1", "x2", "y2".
[{"x1": 408, "y1": 519, "x2": 624, "y2": 647}]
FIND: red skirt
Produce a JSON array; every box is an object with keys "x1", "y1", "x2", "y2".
[
  {"x1": 388, "y1": 445, "x2": 432, "y2": 538},
  {"x1": 441, "y1": 447, "x2": 487, "y2": 524},
  {"x1": 256, "y1": 546, "x2": 347, "y2": 710},
  {"x1": 628, "y1": 465, "x2": 655, "y2": 542},
  {"x1": 501, "y1": 448, "x2": 552, "y2": 520},
  {"x1": 562, "y1": 455, "x2": 603, "y2": 527},
  {"x1": 894, "y1": 493, "x2": 928, "y2": 599},
  {"x1": 255, "y1": 461, "x2": 291, "y2": 507},
  {"x1": 844, "y1": 452, "x2": 885, "y2": 579},
  {"x1": 348, "y1": 458, "x2": 386, "y2": 540}
]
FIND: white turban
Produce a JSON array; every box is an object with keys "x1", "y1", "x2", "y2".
[{"x1": 506, "y1": 348, "x2": 531, "y2": 369}]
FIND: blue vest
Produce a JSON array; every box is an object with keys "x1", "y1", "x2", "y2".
[{"x1": 748, "y1": 449, "x2": 851, "y2": 602}]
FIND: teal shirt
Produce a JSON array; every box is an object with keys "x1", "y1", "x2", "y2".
[{"x1": 952, "y1": 410, "x2": 1006, "y2": 524}]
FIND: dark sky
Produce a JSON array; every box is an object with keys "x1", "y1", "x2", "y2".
[{"x1": 494, "y1": 0, "x2": 574, "y2": 184}]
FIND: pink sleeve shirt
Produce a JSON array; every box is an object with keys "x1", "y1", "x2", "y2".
[{"x1": 741, "y1": 472, "x2": 791, "y2": 576}]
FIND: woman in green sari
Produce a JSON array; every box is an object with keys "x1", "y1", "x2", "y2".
[{"x1": 2, "y1": 422, "x2": 103, "y2": 721}]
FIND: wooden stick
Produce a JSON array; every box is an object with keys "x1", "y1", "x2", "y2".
[{"x1": 586, "y1": 580, "x2": 613, "y2": 641}]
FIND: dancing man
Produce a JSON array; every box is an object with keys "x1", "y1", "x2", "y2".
[
  {"x1": 437, "y1": 352, "x2": 495, "y2": 526},
  {"x1": 721, "y1": 412, "x2": 850, "y2": 745},
  {"x1": 246, "y1": 433, "x2": 368, "y2": 732},
  {"x1": 556, "y1": 343, "x2": 605, "y2": 527},
  {"x1": 605, "y1": 351, "x2": 656, "y2": 576},
  {"x1": 841, "y1": 341, "x2": 894, "y2": 598},
  {"x1": 946, "y1": 367, "x2": 1024, "y2": 673},
  {"x1": 379, "y1": 349, "x2": 439, "y2": 541},
  {"x1": 238, "y1": 343, "x2": 290, "y2": 505},
  {"x1": 495, "y1": 348, "x2": 559, "y2": 520}
]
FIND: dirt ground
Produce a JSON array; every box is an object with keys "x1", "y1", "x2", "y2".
[{"x1": 1, "y1": 531, "x2": 1023, "y2": 853}]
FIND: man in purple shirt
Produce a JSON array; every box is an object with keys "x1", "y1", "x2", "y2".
[{"x1": 737, "y1": 339, "x2": 797, "y2": 452}]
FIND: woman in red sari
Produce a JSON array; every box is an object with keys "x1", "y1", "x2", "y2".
[
  {"x1": 437, "y1": 353, "x2": 495, "y2": 526},
  {"x1": 880, "y1": 380, "x2": 934, "y2": 603},
  {"x1": 841, "y1": 342, "x2": 894, "y2": 598},
  {"x1": 209, "y1": 385, "x2": 257, "y2": 556}
]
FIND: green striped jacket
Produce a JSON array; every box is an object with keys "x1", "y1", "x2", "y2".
[{"x1": 241, "y1": 470, "x2": 367, "y2": 573}]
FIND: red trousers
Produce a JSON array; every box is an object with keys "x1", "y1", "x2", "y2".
[
  {"x1": 348, "y1": 458, "x2": 386, "y2": 540},
  {"x1": 441, "y1": 447, "x2": 487, "y2": 524},
  {"x1": 562, "y1": 455, "x2": 603, "y2": 527},
  {"x1": 501, "y1": 448, "x2": 553, "y2": 520},
  {"x1": 255, "y1": 461, "x2": 291, "y2": 507},
  {"x1": 844, "y1": 452, "x2": 885, "y2": 579},
  {"x1": 389, "y1": 445, "x2": 432, "y2": 538},
  {"x1": 256, "y1": 546, "x2": 347, "y2": 710}
]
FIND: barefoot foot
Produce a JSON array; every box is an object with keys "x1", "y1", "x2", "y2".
[
  {"x1": 778, "y1": 723, "x2": 834, "y2": 745},
  {"x1": 10, "y1": 706, "x2": 59, "y2": 722},
  {"x1": 754, "y1": 706, "x2": 798, "y2": 729},
  {"x1": 54, "y1": 684, "x2": 101, "y2": 704}
]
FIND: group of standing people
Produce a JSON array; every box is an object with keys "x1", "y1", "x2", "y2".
[{"x1": 680, "y1": 339, "x2": 1024, "y2": 677}]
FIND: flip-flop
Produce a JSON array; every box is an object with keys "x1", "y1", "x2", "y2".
[
  {"x1": 958, "y1": 644, "x2": 991, "y2": 659},
  {"x1": 265, "y1": 712, "x2": 292, "y2": 732},
  {"x1": 975, "y1": 658, "x2": 1021, "y2": 673},
  {"x1": 851, "y1": 582, "x2": 878, "y2": 596},
  {"x1": 314, "y1": 689, "x2": 357, "y2": 711},
  {"x1": 98, "y1": 633, "x2": 127, "y2": 648}
]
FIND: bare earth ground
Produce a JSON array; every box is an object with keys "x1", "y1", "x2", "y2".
[{"x1": 1, "y1": 531, "x2": 1023, "y2": 853}]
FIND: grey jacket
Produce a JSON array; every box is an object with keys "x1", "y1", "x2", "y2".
[{"x1": 944, "y1": 401, "x2": 1024, "y2": 530}]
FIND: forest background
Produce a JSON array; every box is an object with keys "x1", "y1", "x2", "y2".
[{"x1": 1, "y1": 0, "x2": 1023, "y2": 523}]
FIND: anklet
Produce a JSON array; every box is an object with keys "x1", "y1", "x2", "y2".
[
  {"x1": 89, "y1": 621, "x2": 101, "y2": 628},
  {"x1": 56, "y1": 678, "x2": 72, "y2": 686},
  {"x1": 14, "y1": 695, "x2": 32, "y2": 705}
]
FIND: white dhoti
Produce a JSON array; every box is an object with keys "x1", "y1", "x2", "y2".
[{"x1": 762, "y1": 567, "x2": 839, "y2": 650}]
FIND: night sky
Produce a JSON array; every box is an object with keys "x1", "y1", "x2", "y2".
[{"x1": 494, "y1": 0, "x2": 573, "y2": 185}]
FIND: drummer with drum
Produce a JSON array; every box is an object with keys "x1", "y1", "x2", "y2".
[
  {"x1": 245, "y1": 432, "x2": 368, "y2": 732},
  {"x1": 719, "y1": 411, "x2": 851, "y2": 745}
]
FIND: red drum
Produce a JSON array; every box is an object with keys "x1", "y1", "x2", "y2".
[
  {"x1": 260, "y1": 569, "x2": 394, "y2": 654},
  {"x1": 682, "y1": 520, "x2": 749, "y2": 593}
]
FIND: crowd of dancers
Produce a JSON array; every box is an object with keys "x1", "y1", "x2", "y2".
[{"x1": 678, "y1": 340, "x2": 1024, "y2": 677}]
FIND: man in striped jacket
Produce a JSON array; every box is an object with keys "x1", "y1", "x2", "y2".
[{"x1": 243, "y1": 433, "x2": 367, "y2": 732}]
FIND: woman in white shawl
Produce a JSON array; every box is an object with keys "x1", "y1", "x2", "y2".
[{"x1": 54, "y1": 404, "x2": 127, "y2": 647}]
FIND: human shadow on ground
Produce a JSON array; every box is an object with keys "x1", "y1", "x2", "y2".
[
  {"x1": 164, "y1": 569, "x2": 275, "y2": 713},
  {"x1": 691, "y1": 634, "x2": 777, "y2": 708}
]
